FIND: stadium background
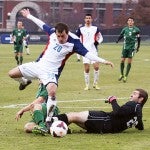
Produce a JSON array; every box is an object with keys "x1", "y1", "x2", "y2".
[{"x1": 0, "y1": 0, "x2": 149, "y2": 44}]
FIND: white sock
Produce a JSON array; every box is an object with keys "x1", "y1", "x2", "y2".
[
  {"x1": 77, "y1": 54, "x2": 80, "y2": 60},
  {"x1": 14, "y1": 77, "x2": 28, "y2": 85},
  {"x1": 84, "y1": 72, "x2": 89, "y2": 86},
  {"x1": 46, "y1": 96, "x2": 57, "y2": 122},
  {"x1": 26, "y1": 48, "x2": 30, "y2": 54},
  {"x1": 93, "y1": 70, "x2": 99, "y2": 84}
]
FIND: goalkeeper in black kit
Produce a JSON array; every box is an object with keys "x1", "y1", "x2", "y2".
[{"x1": 51, "y1": 89, "x2": 148, "y2": 134}]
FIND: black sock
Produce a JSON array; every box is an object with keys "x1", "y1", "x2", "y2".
[{"x1": 55, "y1": 114, "x2": 69, "y2": 125}]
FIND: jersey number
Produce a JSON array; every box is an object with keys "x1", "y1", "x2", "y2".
[
  {"x1": 54, "y1": 43, "x2": 62, "y2": 52},
  {"x1": 127, "y1": 117, "x2": 138, "y2": 128}
]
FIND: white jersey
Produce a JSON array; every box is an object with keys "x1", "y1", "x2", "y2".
[
  {"x1": 76, "y1": 25, "x2": 103, "y2": 52},
  {"x1": 22, "y1": 14, "x2": 106, "y2": 83},
  {"x1": 37, "y1": 30, "x2": 88, "y2": 75}
]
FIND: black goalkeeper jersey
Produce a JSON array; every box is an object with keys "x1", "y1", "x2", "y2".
[{"x1": 109, "y1": 101, "x2": 143, "y2": 133}]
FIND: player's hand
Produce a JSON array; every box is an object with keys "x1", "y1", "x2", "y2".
[
  {"x1": 104, "y1": 61, "x2": 114, "y2": 68},
  {"x1": 107, "y1": 96, "x2": 117, "y2": 103},
  {"x1": 15, "y1": 110, "x2": 24, "y2": 121},
  {"x1": 20, "y1": 8, "x2": 30, "y2": 18}
]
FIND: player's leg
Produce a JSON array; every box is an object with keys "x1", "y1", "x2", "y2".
[
  {"x1": 46, "y1": 83, "x2": 57, "y2": 122},
  {"x1": 24, "y1": 122, "x2": 36, "y2": 133},
  {"x1": 52, "y1": 111, "x2": 89, "y2": 129},
  {"x1": 93, "y1": 62, "x2": 100, "y2": 90},
  {"x1": 14, "y1": 45, "x2": 19, "y2": 65},
  {"x1": 24, "y1": 40, "x2": 30, "y2": 55},
  {"x1": 119, "y1": 49, "x2": 127, "y2": 81},
  {"x1": 124, "y1": 58, "x2": 132, "y2": 82},
  {"x1": 76, "y1": 54, "x2": 80, "y2": 62},
  {"x1": 118, "y1": 58, "x2": 126, "y2": 81},
  {"x1": 32, "y1": 103, "x2": 48, "y2": 135},
  {"x1": 15, "y1": 52, "x2": 19, "y2": 65},
  {"x1": 83, "y1": 57, "x2": 90, "y2": 90},
  {"x1": 19, "y1": 46, "x2": 23, "y2": 65},
  {"x1": 8, "y1": 63, "x2": 34, "y2": 90}
]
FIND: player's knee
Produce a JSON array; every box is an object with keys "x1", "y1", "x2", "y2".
[
  {"x1": 24, "y1": 122, "x2": 36, "y2": 133},
  {"x1": 33, "y1": 103, "x2": 42, "y2": 111},
  {"x1": 8, "y1": 69, "x2": 15, "y2": 78},
  {"x1": 8, "y1": 67, "x2": 21, "y2": 78}
]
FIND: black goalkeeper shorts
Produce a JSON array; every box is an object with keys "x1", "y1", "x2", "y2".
[{"x1": 84, "y1": 111, "x2": 113, "y2": 133}]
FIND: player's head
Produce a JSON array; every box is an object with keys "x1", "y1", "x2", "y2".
[
  {"x1": 55, "y1": 22, "x2": 69, "y2": 44},
  {"x1": 17, "y1": 21, "x2": 23, "y2": 29},
  {"x1": 136, "y1": 89, "x2": 148, "y2": 107},
  {"x1": 130, "y1": 89, "x2": 148, "y2": 106},
  {"x1": 127, "y1": 17, "x2": 134, "y2": 27},
  {"x1": 84, "y1": 14, "x2": 92, "y2": 25}
]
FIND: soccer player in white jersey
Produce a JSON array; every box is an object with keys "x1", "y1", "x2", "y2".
[
  {"x1": 8, "y1": 9, "x2": 114, "y2": 131},
  {"x1": 76, "y1": 14, "x2": 103, "y2": 90}
]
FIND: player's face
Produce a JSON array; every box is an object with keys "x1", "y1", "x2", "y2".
[
  {"x1": 130, "y1": 90, "x2": 141, "y2": 102},
  {"x1": 127, "y1": 18, "x2": 134, "y2": 27},
  {"x1": 56, "y1": 30, "x2": 68, "y2": 44},
  {"x1": 17, "y1": 21, "x2": 23, "y2": 29},
  {"x1": 84, "y1": 16, "x2": 92, "y2": 25}
]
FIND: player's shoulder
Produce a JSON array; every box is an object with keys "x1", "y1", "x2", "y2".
[
  {"x1": 134, "y1": 26, "x2": 140, "y2": 31},
  {"x1": 69, "y1": 32, "x2": 80, "y2": 40},
  {"x1": 123, "y1": 26, "x2": 129, "y2": 30}
]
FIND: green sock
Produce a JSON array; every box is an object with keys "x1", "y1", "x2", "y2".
[
  {"x1": 120, "y1": 62, "x2": 124, "y2": 76},
  {"x1": 15, "y1": 55, "x2": 18, "y2": 61},
  {"x1": 33, "y1": 110, "x2": 46, "y2": 128},
  {"x1": 125, "y1": 63, "x2": 131, "y2": 77},
  {"x1": 20, "y1": 56, "x2": 23, "y2": 65}
]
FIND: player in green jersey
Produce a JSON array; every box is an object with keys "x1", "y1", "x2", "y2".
[
  {"x1": 11, "y1": 21, "x2": 26, "y2": 65},
  {"x1": 116, "y1": 17, "x2": 141, "y2": 82},
  {"x1": 15, "y1": 81, "x2": 59, "y2": 135}
]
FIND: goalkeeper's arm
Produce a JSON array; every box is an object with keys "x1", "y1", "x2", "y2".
[
  {"x1": 136, "y1": 36, "x2": 141, "y2": 52},
  {"x1": 116, "y1": 35, "x2": 123, "y2": 43}
]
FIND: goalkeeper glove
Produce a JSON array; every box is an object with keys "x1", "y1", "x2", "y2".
[{"x1": 105, "y1": 96, "x2": 117, "y2": 103}]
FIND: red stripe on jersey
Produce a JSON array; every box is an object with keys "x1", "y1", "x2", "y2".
[
  {"x1": 61, "y1": 51, "x2": 75, "y2": 66},
  {"x1": 41, "y1": 33, "x2": 50, "y2": 56}
]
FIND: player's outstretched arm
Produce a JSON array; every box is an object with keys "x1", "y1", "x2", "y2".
[
  {"x1": 20, "y1": 8, "x2": 30, "y2": 18},
  {"x1": 85, "y1": 52, "x2": 114, "y2": 68},
  {"x1": 20, "y1": 8, "x2": 45, "y2": 29}
]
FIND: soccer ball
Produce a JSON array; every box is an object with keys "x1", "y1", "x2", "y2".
[{"x1": 50, "y1": 120, "x2": 68, "y2": 137}]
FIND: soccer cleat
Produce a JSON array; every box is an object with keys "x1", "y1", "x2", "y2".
[
  {"x1": 84, "y1": 85, "x2": 90, "y2": 91},
  {"x1": 118, "y1": 75, "x2": 124, "y2": 81},
  {"x1": 19, "y1": 80, "x2": 32, "y2": 90},
  {"x1": 123, "y1": 76, "x2": 127, "y2": 83},
  {"x1": 67, "y1": 128, "x2": 72, "y2": 134},
  {"x1": 32, "y1": 126, "x2": 48, "y2": 136},
  {"x1": 46, "y1": 121, "x2": 53, "y2": 133},
  {"x1": 93, "y1": 83, "x2": 100, "y2": 90}
]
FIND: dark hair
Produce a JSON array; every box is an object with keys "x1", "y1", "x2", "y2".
[
  {"x1": 128, "y1": 17, "x2": 134, "y2": 21},
  {"x1": 85, "y1": 14, "x2": 92, "y2": 17},
  {"x1": 136, "y1": 89, "x2": 148, "y2": 106},
  {"x1": 55, "y1": 22, "x2": 69, "y2": 34}
]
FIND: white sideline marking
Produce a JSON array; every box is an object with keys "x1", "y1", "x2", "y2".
[{"x1": 1, "y1": 97, "x2": 149, "y2": 109}]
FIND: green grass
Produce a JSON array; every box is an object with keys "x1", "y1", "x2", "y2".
[{"x1": 0, "y1": 43, "x2": 150, "y2": 150}]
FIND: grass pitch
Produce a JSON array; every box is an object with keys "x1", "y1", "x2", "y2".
[{"x1": 0, "y1": 43, "x2": 150, "y2": 150}]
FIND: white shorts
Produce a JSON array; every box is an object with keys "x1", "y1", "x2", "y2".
[
  {"x1": 82, "y1": 51, "x2": 99, "y2": 64},
  {"x1": 18, "y1": 62, "x2": 58, "y2": 85}
]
